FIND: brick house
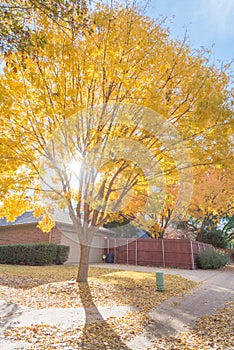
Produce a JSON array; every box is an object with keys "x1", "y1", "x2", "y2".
[{"x1": 0, "y1": 211, "x2": 110, "y2": 263}]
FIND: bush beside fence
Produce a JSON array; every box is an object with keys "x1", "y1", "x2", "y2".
[
  {"x1": 197, "y1": 250, "x2": 228, "y2": 269},
  {"x1": 0, "y1": 243, "x2": 70, "y2": 265},
  {"x1": 104, "y1": 238, "x2": 214, "y2": 269}
]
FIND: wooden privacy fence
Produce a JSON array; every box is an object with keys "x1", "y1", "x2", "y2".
[{"x1": 104, "y1": 238, "x2": 214, "y2": 269}]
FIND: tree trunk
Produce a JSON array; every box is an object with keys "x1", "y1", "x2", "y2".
[
  {"x1": 77, "y1": 244, "x2": 91, "y2": 282},
  {"x1": 196, "y1": 220, "x2": 206, "y2": 241},
  {"x1": 78, "y1": 282, "x2": 128, "y2": 348}
]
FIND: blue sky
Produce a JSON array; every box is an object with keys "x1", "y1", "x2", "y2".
[{"x1": 147, "y1": 0, "x2": 234, "y2": 65}]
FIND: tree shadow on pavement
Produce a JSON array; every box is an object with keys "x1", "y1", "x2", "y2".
[
  {"x1": 78, "y1": 282, "x2": 131, "y2": 350},
  {"x1": 0, "y1": 302, "x2": 24, "y2": 333}
]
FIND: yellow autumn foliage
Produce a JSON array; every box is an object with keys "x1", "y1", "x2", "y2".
[{"x1": 0, "y1": 1, "x2": 233, "y2": 280}]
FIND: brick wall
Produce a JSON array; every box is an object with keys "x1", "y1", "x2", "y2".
[{"x1": 0, "y1": 224, "x2": 62, "y2": 245}]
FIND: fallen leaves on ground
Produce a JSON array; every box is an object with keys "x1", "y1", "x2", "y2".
[
  {"x1": 220, "y1": 264, "x2": 234, "y2": 272},
  {"x1": 0, "y1": 265, "x2": 110, "y2": 289},
  {"x1": 4, "y1": 303, "x2": 233, "y2": 350},
  {"x1": 150, "y1": 301, "x2": 234, "y2": 350},
  {"x1": 0, "y1": 265, "x2": 197, "y2": 311},
  {"x1": 1, "y1": 264, "x2": 198, "y2": 349},
  {"x1": 4, "y1": 323, "x2": 129, "y2": 350},
  {"x1": 3, "y1": 312, "x2": 151, "y2": 349}
]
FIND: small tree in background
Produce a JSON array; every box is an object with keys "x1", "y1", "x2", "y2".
[{"x1": 197, "y1": 229, "x2": 228, "y2": 249}]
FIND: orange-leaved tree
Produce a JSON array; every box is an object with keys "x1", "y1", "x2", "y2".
[{"x1": 189, "y1": 167, "x2": 234, "y2": 239}]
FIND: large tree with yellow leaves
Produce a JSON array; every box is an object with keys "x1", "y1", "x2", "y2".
[{"x1": 0, "y1": 1, "x2": 233, "y2": 281}]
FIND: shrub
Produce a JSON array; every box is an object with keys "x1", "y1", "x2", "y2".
[
  {"x1": 56, "y1": 245, "x2": 70, "y2": 265},
  {"x1": 197, "y1": 249, "x2": 228, "y2": 269},
  {"x1": 0, "y1": 243, "x2": 69, "y2": 265}
]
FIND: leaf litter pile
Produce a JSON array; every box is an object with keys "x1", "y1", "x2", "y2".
[{"x1": 0, "y1": 264, "x2": 231, "y2": 349}]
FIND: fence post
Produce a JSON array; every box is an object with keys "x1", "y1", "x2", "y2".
[
  {"x1": 126, "y1": 239, "x2": 129, "y2": 264},
  {"x1": 190, "y1": 240, "x2": 195, "y2": 269},
  {"x1": 114, "y1": 239, "x2": 117, "y2": 263},
  {"x1": 135, "y1": 239, "x2": 138, "y2": 265},
  {"x1": 162, "y1": 239, "x2": 165, "y2": 267},
  {"x1": 107, "y1": 239, "x2": 110, "y2": 254}
]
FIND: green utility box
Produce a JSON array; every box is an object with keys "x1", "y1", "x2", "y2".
[{"x1": 156, "y1": 271, "x2": 164, "y2": 292}]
